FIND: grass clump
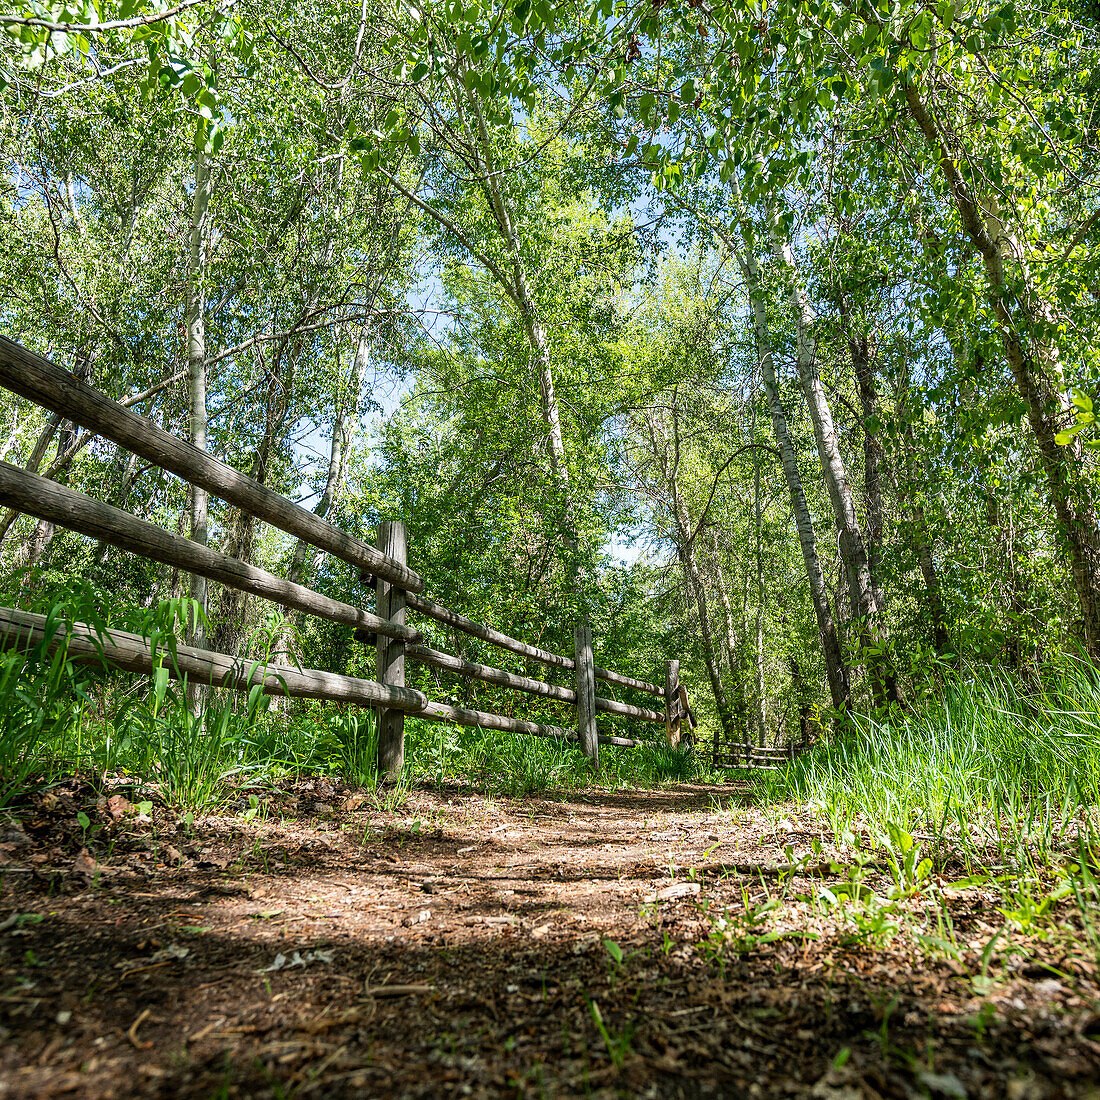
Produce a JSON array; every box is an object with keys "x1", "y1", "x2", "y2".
[
  {"x1": 0, "y1": 591, "x2": 702, "y2": 810},
  {"x1": 756, "y1": 659, "x2": 1100, "y2": 869},
  {"x1": 403, "y1": 718, "x2": 700, "y2": 796}
]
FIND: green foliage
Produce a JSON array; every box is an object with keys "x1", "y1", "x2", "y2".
[
  {"x1": 757, "y1": 659, "x2": 1100, "y2": 860},
  {"x1": 1, "y1": 0, "x2": 1099, "y2": 802},
  {"x1": 0, "y1": 585, "x2": 105, "y2": 805}
]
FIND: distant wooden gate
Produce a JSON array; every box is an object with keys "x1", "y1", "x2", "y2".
[
  {"x1": 0, "y1": 337, "x2": 693, "y2": 775},
  {"x1": 710, "y1": 738, "x2": 797, "y2": 772}
]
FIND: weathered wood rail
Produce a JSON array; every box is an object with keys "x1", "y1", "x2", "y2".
[
  {"x1": 0, "y1": 336, "x2": 694, "y2": 775},
  {"x1": 710, "y1": 737, "x2": 798, "y2": 772}
]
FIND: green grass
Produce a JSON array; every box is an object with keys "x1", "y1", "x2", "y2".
[
  {"x1": 754, "y1": 658, "x2": 1100, "y2": 869},
  {"x1": 403, "y1": 717, "x2": 702, "y2": 796},
  {"x1": 9, "y1": 594, "x2": 1100, "y2": 832},
  {"x1": 0, "y1": 594, "x2": 706, "y2": 809}
]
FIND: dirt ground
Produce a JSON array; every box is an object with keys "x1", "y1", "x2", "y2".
[{"x1": 2, "y1": 777, "x2": 1099, "y2": 1099}]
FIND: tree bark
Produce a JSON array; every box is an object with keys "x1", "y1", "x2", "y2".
[
  {"x1": 711, "y1": 542, "x2": 739, "y2": 671},
  {"x1": 751, "y1": 421, "x2": 768, "y2": 744},
  {"x1": 211, "y1": 334, "x2": 296, "y2": 657},
  {"x1": 185, "y1": 142, "x2": 213, "y2": 657},
  {"x1": 895, "y1": 364, "x2": 952, "y2": 654},
  {"x1": 18, "y1": 350, "x2": 93, "y2": 566},
  {"x1": 709, "y1": 534, "x2": 750, "y2": 729},
  {"x1": 848, "y1": 331, "x2": 886, "y2": 612},
  {"x1": 465, "y1": 84, "x2": 596, "y2": 743},
  {"x1": 736, "y1": 238, "x2": 851, "y2": 715},
  {"x1": 286, "y1": 323, "x2": 366, "y2": 587},
  {"x1": 665, "y1": 451, "x2": 738, "y2": 740},
  {"x1": 904, "y1": 80, "x2": 1100, "y2": 657},
  {"x1": 771, "y1": 229, "x2": 901, "y2": 707}
]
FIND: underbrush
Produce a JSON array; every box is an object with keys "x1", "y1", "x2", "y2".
[
  {"x1": 404, "y1": 718, "x2": 704, "y2": 796},
  {"x1": 0, "y1": 594, "x2": 705, "y2": 809},
  {"x1": 755, "y1": 659, "x2": 1100, "y2": 868},
  {"x1": 742, "y1": 660, "x2": 1100, "y2": 980}
]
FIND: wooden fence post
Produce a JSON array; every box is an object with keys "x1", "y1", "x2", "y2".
[
  {"x1": 665, "y1": 659, "x2": 680, "y2": 748},
  {"x1": 574, "y1": 619, "x2": 598, "y2": 764},
  {"x1": 375, "y1": 520, "x2": 407, "y2": 781}
]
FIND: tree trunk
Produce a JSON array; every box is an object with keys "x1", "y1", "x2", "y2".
[
  {"x1": 788, "y1": 655, "x2": 817, "y2": 750},
  {"x1": 469, "y1": 91, "x2": 596, "y2": 750},
  {"x1": 737, "y1": 239, "x2": 851, "y2": 715},
  {"x1": 286, "y1": 328, "x2": 364, "y2": 587},
  {"x1": 849, "y1": 331, "x2": 886, "y2": 611},
  {"x1": 666, "y1": 457, "x2": 738, "y2": 740},
  {"x1": 986, "y1": 491, "x2": 1030, "y2": 671},
  {"x1": 895, "y1": 364, "x2": 952, "y2": 654},
  {"x1": 709, "y1": 536, "x2": 750, "y2": 729},
  {"x1": 18, "y1": 351, "x2": 93, "y2": 566},
  {"x1": 211, "y1": 333, "x2": 297, "y2": 656},
  {"x1": 185, "y1": 143, "x2": 212, "y2": 639},
  {"x1": 709, "y1": 531, "x2": 738, "y2": 672},
  {"x1": 771, "y1": 229, "x2": 901, "y2": 708},
  {"x1": 751, "y1": 426, "x2": 768, "y2": 744},
  {"x1": 904, "y1": 81, "x2": 1100, "y2": 657},
  {"x1": 184, "y1": 141, "x2": 213, "y2": 713}
]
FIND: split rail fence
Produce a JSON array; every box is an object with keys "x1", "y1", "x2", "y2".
[
  {"x1": 0, "y1": 337, "x2": 697, "y2": 775},
  {"x1": 710, "y1": 738, "x2": 797, "y2": 772}
]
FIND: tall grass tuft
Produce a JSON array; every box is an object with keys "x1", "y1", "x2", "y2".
[
  {"x1": 0, "y1": 588, "x2": 707, "y2": 808},
  {"x1": 0, "y1": 602, "x2": 96, "y2": 806},
  {"x1": 756, "y1": 658, "x2": 1100, "y2": 864}
]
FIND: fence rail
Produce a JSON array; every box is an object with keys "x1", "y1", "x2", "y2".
[
  {"x1": 0, "y1": 337, "x2": 423, "y2": 592},
  {"x1": 710, "y1": 737, "x2": 801, "y2": 772},
  {"x1": 0, "y1": 336, "x2": 694, "y2": 775}
]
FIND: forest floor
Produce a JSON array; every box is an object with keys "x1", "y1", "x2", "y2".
[{"x1": 1, "y1": 777, "x2": 1099, "y2": 1099}]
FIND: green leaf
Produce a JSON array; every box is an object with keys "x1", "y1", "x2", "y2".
[
  {"x1": 1055, "y1": 421, "x2": 1089, "y2": 445},
  {"x1": 910, "y1": 13, "x2": 932, "y2": 49}
]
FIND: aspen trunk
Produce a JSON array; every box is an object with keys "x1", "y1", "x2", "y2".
[
  {"x1": 211, "y1": 336, "x2": 296, "y2": 657},
  {"x1": 471, "y1": 94, "x2": 595, "y2": 752},
  {"x1": 911, "y1": 499, "x2": 950, "y2": 653},
  {"x1": 184, "y1": 141, "x2": 213, "y2": 714},
  {"x1": 905, "y1": 82, "x2": 1100, "y2": 657},
  {"x1": 771, "y1": 230, "x2": 901, "y2": 708},
  {"x1": 849, "y1": 332, "x2": 886, "y2": 612},
  {"x1": 674, "y1": 521, "x2": 738, "y2": 741},
  {"x1": 18, "y1": 351, "x2": 93, "y2": 565},
  {"x1": 271, "y1": 320, "x2": 369, "y2": 676},
  {"x1": 641, "y1": 410, "x2": 739, "y2": 739},
  {"x1": 986, "y1": 493, "x2": 1030, "y2": 671},
  {"x1": 185, "y1": 143, "x2": 212, "y2": 645},
  {"x1": 895, "y1": 365, "x2": 952, "y2": 654},
  {"x1": 751, "y1": 427, "x2": 768, "y2": 744},
  {"x1": 737, "y1": 241, "x2": 851, "y2": 714},
  {"x1": 711, "y1": 533, "x2": 740, "y2": 674},
  {"x1": 709, "y1": 532, "x2": 750, "y2": 725},
  {"x1": 287, "y1": 322, "x2": 367, "y2": 587},
  {"x1": 12, "y1": 412, "x2": 61, "y2": 478}
]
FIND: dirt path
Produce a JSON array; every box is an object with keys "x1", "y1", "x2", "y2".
[{"x1": 2, "y1": 779, "x2": 1098, "y2": 1098}]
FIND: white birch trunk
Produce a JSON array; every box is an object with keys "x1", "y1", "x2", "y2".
[{"x1": 185, "y1": 141, "x2": 213, "y2": 710}]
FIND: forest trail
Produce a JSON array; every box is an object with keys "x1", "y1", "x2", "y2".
[{"x1": 2, "y1": 780, "x2": 1097, "y2": 1099}]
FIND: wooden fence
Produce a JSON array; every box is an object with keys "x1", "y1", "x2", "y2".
[
  {"x1": 0, "y1": 336, "x2": 698, "y2": 775},
  {"x1": 710, "y1": 739, "x2": 795, "y2": 772}
]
